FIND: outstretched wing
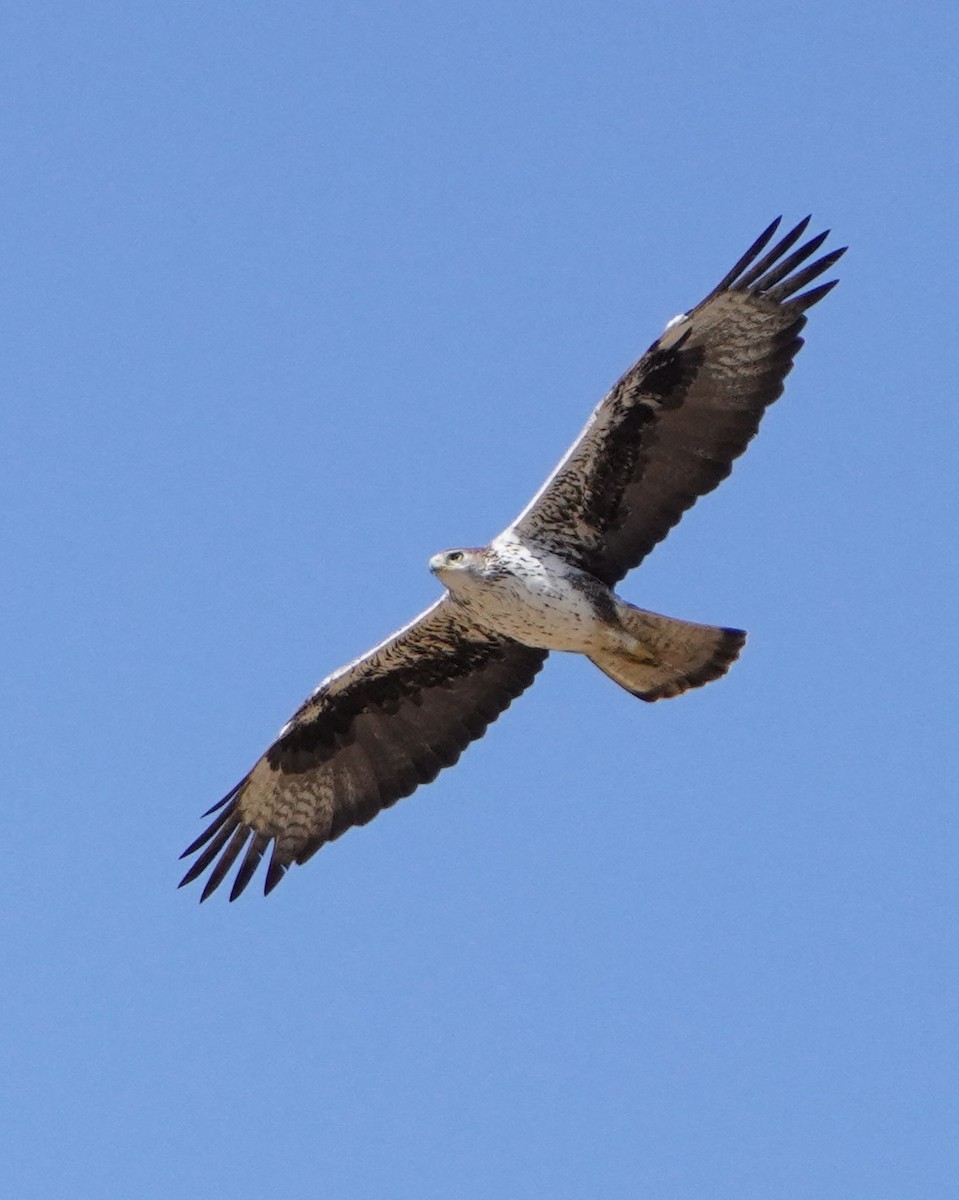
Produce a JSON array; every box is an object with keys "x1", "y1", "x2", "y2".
[
  {"x1": 180, "y1": 598, "x2": 547, "y2": 900},
  {"x1": 506, "y1": 217, "x2": 845, "y2": 585}
]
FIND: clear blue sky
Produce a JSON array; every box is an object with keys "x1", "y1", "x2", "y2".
[{"x1": 2, "y1": 3, "x2": 957, "y2": 1197}]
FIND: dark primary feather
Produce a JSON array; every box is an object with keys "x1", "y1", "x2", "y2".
[
  {"x1": 508, "y1": 217, "x2": 846, "y2": 585},
  {"x1": 179, "y1": 598, "x2": 546, "y2": 900}
]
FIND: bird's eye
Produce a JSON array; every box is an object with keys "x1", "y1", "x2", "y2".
[{"x1": 448, "y1": 551, "x2": 463, "y2": 563}]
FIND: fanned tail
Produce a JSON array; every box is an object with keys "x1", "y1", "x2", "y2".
[{"x1": 588, "y1": 602, "x2": 745, "y2": 701}]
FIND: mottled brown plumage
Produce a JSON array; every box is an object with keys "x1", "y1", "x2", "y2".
[{"x1": 180, "y1": 216, "x2": 844, "y2": 900}]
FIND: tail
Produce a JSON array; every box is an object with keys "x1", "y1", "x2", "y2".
[{"x1": 588, "y1": 601, "x2": 746, "y2": 702}]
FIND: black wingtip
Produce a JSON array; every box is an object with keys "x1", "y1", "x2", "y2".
[
  {"x1": 769, "y1": 245, "x2": 847, "y2": 304},
  {"x1": 178, "y1": 863, "x2": 204, "y2": 889},
  {"x1": 735, "y1": 216, "x2": 813, "y2": 291},
  {"x1": 708, "y1": 215, "x2": 845, "y2": 310},
  {"x1": 200, "y1": 788, "x2": 237, "y2": 819},
  {"x1": 228, "y1": 833, "x2": 270, "y2": 901},
  {"x1": 199, "y1": 875, "x2": 220, "y2": 904},
  {"x1": 707, "y1": 216, "x2": 782, "y2": 297},
  {"x1": 264, "y1": 852, "x2": 288, "y2": 895},
  {"x1": 707, "y1": 216, "x2": 847, "y2": 322},
  {"x1": 785, "y1": 277, "x2": 841, "y2": 312}
]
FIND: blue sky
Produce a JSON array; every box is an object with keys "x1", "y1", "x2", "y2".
[{"x1": 2, "y1": 2, "x2": 957, "y2": 1197}]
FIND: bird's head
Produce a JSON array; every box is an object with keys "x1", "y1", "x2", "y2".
[{"x1": 429, "y1": 547, "x2": 484, "y2": 591}]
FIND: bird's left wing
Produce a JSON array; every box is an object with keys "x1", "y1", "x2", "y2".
[
  {"x1": 505, "y1": 217, "x2": 845, "y2": 586},
  {"x1": 179, "y1": 598, "x2": 547, "y2": 900}
]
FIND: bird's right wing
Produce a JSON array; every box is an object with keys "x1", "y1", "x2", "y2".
[
  {"x1": 179, "y1": 598, "x2": 547, "y2": 901},
  {"x1": 506, "y1": 217, "x2": 845, "y2": 585}
]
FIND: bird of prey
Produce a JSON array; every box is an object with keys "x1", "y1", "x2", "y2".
[{"x1": 180, "y1": 216, "x2": 844, "y2": 901}]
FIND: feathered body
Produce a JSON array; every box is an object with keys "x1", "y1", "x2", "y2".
[
  {"x1": 432, "y1": 540, "x2": 614, "y2": 652},
  {"x1": 180, "y1": 216, "x2": 845, "y2": 900}
]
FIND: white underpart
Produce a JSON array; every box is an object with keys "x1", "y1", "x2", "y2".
[
  {"x1": 445, "y1": 534, "x2": 609, "y2": 653},
  {"x1": 663, "y1": 310, "x2": 688, "y2": 332}
]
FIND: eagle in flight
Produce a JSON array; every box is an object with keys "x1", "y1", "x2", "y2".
[{"x1": 181, "y1": 216, "x2": 844, "y2": 901}]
